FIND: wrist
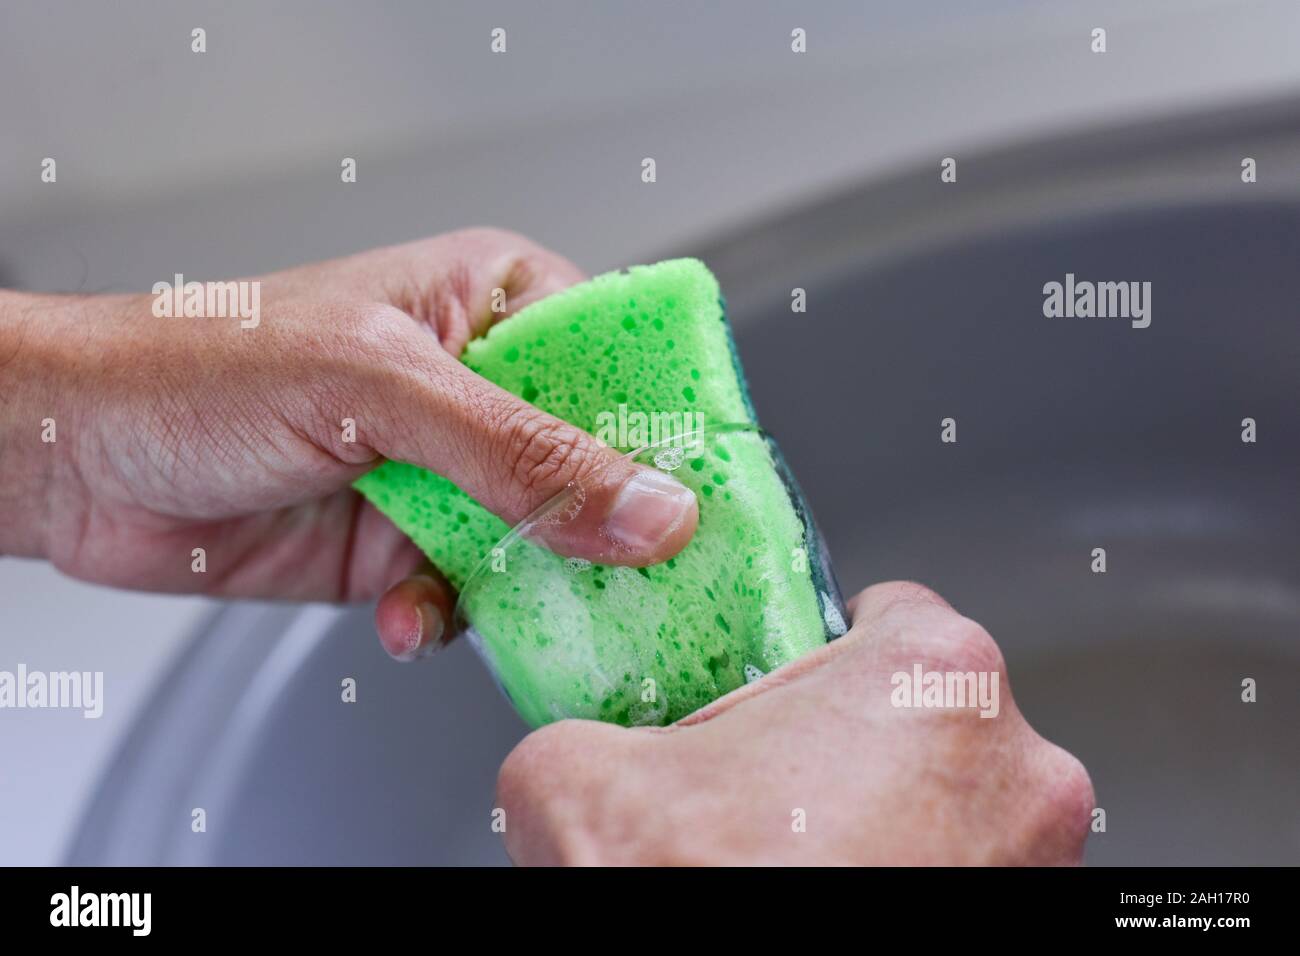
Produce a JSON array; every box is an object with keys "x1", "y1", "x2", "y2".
[{"x1": 0, "y1": 290, "x2": 110, "y2": 558}]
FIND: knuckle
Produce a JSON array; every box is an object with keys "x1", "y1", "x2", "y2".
[
  {"x1": 321, "y1": 309, "x2": 444, "y2": 436},
  {"x1": 850, "y1": 579, "x2": 945, "y2": 616},
  {"x1": 943, "y1": 618, "x2": 1006, "y2": 676},
  {"x1": 495, "y1": 720, "x2": 631, "y2": 865},
  {"x1": 848, "y1": 580, "x2": 945, "y2": 636},
  {"x1": 1014, "y1": 741, "x2": 1095, "y2": 864},
  {"x1": 1045, "y1": 746, "x2": 1097, "y2": 831},
  {"x1": 493, "y1": 403, "x2": 592, "y2": 500},
  {"x1": 334, "y1": 304, "x2": 411, "y2": 357},
  {"x1": 886, "y1": 580, "x2": 948, "y2": 607},
  {"x1": 453, "y1": 227, "x2": 552, "y2": 289},
  {"x1": 289, "y1": 304, "x2": 405, "y2": 412},
  {"x1": 439, "y1": 226, "x2": 538, "y2": 271},
  {"x1": 844, "y1": 580, "x2": 954, "y2": 655},
  {"x1": 893, "y1": 610, "x2": 1005, "y2": 679},
  {"x1": 495, "y1": 721, "x2": 577, "y2": 811},
  {"x1": 456, "y1": 225, "x2": 533, "y2": 251}
]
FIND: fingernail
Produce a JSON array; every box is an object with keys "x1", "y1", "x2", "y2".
[
  {"x1": 396, "y1": 602, "x2": 445, "y2": 662},
  {"x1": 415, "y1": 604, "x2": 445, "y2": 659},
  {"x1": 604, "y1": 469, "x2": 696, "y2": 554}
]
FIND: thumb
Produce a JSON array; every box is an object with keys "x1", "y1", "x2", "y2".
[{"x1": 357, "y1": 333, "x2": 698, "y2": 566}]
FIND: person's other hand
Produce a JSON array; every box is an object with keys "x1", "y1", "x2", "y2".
[
  {"x1": 496, "y1": 581, "x2": 1095, "y2": 865},
  {"x1": 0, "y1": 229, "x2": 698, "y2": 658}
]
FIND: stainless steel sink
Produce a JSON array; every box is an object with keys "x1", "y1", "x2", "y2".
[{"x1": 68, "y1": 98, "x2": 1300, "y2": 866}]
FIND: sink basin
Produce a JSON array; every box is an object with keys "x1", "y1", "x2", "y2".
[{"x1": 67, "y1": 98, "x2": 1300, "y2": 866}]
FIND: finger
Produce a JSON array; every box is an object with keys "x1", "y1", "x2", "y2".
[
  {"x1": 374, "y1": 565, "x2": 457, "y2": 661},
  {"x1": 400, "y1": 228, "x2": 587, "y2": 353},
  {"x1": 463, "y1": 228, "x2": 587, "y2": 317},
  {"x1": 356, "y1": 336, "x2": 698, "y2": 566},
  {"x1": 274, "y1": 228, "x2": 587, "y2": 353}
]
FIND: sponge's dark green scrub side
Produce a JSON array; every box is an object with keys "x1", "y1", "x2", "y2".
[{"x1": 354, "y1": 259, "x2": 829, "y2": 726}]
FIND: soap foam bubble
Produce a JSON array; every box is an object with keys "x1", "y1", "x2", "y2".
[
  {"x1": 602, "y1": 566, "x2": 669, "y2": 630},
  {"x1": 532, "y1": 481, "x2": 586, "y2": 527},
  {"x1": 583, "y1": 566, "x2": 669, "y2": 711},
  {"x1": 821, "y1": 591, "x2": 847, "y2": 636},
  {"x1": 652, "y1": 446, "x2": 685, "y2": 471}
]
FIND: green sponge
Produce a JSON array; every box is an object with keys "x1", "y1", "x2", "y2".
[{"x1": 354, "y1": 259, "x2": 834, "y2": 726}]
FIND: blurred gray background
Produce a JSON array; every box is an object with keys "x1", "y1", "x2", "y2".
[{"x1": 2, "y1": 0, "x2": 1298, "y2": 865}]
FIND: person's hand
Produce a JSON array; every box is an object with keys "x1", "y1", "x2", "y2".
[
  {"x1": 496, "y1": 581, "x2": 1095, "y2": 865},
  {"x1": 0, "y1": 229, "x2": 698, "y2": 657}
]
